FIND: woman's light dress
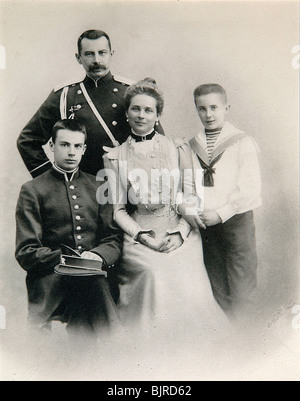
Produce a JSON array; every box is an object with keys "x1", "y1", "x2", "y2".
[{"x1": 104, "y1": 134, "x2": 228, "y2": 336}]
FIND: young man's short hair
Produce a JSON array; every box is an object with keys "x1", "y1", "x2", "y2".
[
  {"x1": 77, "y1": 29, "x2": 112, "y2": 54},
  {"x1": 52, "y1": 119, "x2": 87, "y2": 143},
  {"x1": 194, "y1": 84, "x2": 228, "y2": 104}
]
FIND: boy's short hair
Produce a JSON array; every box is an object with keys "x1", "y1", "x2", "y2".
[
  {"x1": 52, "y1": 119, "x2": 87, "y2": 143},
  {"x1": 194, "y1": 84, "x2": 228, "y2": 104}
]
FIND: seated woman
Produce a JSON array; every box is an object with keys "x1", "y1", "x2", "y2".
[{"x1": 103, "y1": 78, "x2": 227, "y2": 336}]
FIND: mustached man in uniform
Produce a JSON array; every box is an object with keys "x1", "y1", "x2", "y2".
[{"x1": 17, "y1": 29, "x2": 164, "y2": 178}]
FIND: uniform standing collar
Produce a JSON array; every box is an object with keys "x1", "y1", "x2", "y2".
[
  {"x1": 84, "y1": 71, "x2": 113, "y2": 88},
  {"x1": 51, "y1": 164, "x2": 80, "y2": 182}
]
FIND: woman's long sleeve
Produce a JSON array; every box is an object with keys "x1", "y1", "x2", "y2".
[{"x1": 103, "y1": 153, "x2": 153, "y2": 240}]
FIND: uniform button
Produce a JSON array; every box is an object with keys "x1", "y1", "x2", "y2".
[
  {"x1": 112, "y1": 121, "x2": 118, "y2": 126},
  {"x1": 74, "y1": 205, "x2": 80, "y2": 210},
  {"x1": 112, "y1": 103, "x2": 117, "y2": 108},
  {"x1": 76, "y1": 216, "x2": 81, "y2": 221},
  {"x1": 113, "y1": 88, "x2": 119, "y2": 93},
  {"x1": 78, "y1": 246, "x2": 82, "y2": 251},
  {"x1": 72, "y1": 195, "x2": 77, "y2": 200},
  {"x1": 76, "y1": 226, "x2": 82, "y2": 231},
  {"x1": 70, "y1": 185, "x2": 75, "y2": 190},
  {"x1": 77, "y1": 90, "x2": 82, "y2": 95},
  {"x1": 77, "y1": 235, "x2": 82, "y2": 240}
]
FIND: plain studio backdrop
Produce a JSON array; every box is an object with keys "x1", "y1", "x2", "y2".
[{"x1": 0, "y1": 0, "x2": 299, "y2": 381}]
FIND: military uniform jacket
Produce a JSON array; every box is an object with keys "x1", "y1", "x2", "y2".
[
  {"x1": 16, "y1": 166, "x2": 122, "y2": 272},
  {"x1": 18, "y1": 73, "x2": 136, "y2": 177},
  {"x1": 15, "y1": 167, "x2": 122, "y2": 324}
]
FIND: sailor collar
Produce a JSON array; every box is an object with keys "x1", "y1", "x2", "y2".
[
  {"x1": 196, "y1": 122, "x2": 245, "y2": 150},
  {"x1": 190, "y1": 122, "x2": 248, "y2": 166}
]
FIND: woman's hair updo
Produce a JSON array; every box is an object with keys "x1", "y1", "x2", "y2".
[{"x1": 124, "y1": 77, "x2": 164, "y2": 116}]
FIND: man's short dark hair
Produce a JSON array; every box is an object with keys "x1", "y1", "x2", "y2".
[
  {"x1": 77, "y1": 30, "x2": 112, "y2": 54},
  {"x1": 194, "y1": 84, "x2": 228, "y2": 104},
  {"x1": 52, "y1": 119, "x2": 87, "y2": 143}
]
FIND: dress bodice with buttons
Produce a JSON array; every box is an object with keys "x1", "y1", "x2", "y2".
[{"x1": 125, "y1": 135, "x2": 180, "y2": 213}]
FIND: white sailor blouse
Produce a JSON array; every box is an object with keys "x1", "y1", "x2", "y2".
[{"x1": 178, "y1": 122, "x2": 262, "y2": 223}]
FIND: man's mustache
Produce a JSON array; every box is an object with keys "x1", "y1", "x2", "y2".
[{"x1": 89, "y1": 64, "x2": 107, "y2": 72}]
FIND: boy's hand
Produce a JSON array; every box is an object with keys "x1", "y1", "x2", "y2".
[
  {"x1": 185, "y1": 214, "x2": 207, "y2": 230},
  {"x1": 178, "y1": 204, "x2": 206, "y2": 230},
  {"x1": 202, "y1": 210, "x2": 222, "y2": 227}
]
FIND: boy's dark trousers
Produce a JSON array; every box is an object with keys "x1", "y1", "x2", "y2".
[
  {"x1": 26, "y1": 272, "x2": 120, "y2": 337},
  {"x1": 200, "y1": 211, "x2": 258, "y2": 318}
]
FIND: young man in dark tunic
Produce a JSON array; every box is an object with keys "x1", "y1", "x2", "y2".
[{"x1": 15, "y1": 119, "x2": 122, "y2": 336}]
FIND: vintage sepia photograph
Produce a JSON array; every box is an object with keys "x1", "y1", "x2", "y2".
[{"x1": 0, "y1": 0, "x2": 299, "y2": 382}]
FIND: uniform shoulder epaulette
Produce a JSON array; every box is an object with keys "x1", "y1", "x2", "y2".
[
  {"x1": 54, "y1": 78, "x2": 84, "y2": 93},
  {"x1": 113, "y1": 75, "x2": 136, "y2": 86}
]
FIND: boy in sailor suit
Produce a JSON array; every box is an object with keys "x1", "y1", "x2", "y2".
[
  {"x1": 178, "y1": 84, "x2": 262, "y2": 319},
  {"x1": 15, "y1": 119, "x2": 122, "y2": 336}
]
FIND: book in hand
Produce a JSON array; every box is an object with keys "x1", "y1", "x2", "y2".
[{"x1": 55, "y1": 253, "x2": 107, "y2": 277}]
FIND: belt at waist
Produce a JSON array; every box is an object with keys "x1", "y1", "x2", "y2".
[{"x1": 135, "y1": 204, "x2": 176, "y2": 217}]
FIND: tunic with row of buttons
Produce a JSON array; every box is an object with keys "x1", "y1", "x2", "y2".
[
  {"x1": 70, "y1": 80, "x2": 121, "y2": 139},
  {"x1": 17, "y1": 73, "x2": 167, "y2": 178},
  {"x1": 69, "y1": 183, "x2": 84, "y2": 252}
]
